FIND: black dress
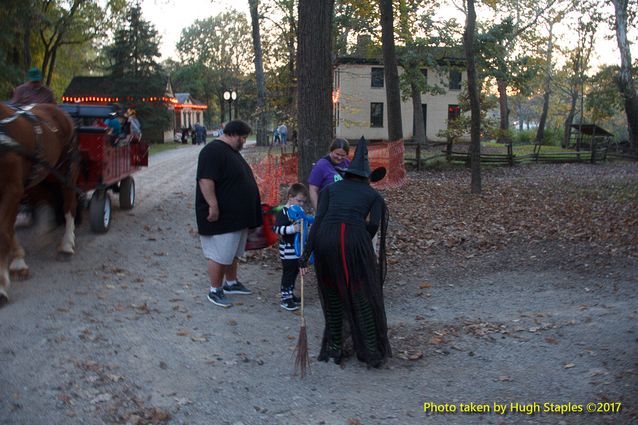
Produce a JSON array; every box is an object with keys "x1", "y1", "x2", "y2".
[{"x1": 302, "y1": 177, "x2": 390, "y2": 367}]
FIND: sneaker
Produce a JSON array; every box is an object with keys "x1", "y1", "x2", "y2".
[
  {"x1": 292, "y1": 294, "x2": 301, "y2": 304},
  {"x1": 207, "y1": 289, "x2": 233, "y2": 308},
  {"x1": 223, "y1": 281, "x2": 252, "y2": 295},
  {"x1": 280, "y1": 298, "x2": 299, "y2": 311}
]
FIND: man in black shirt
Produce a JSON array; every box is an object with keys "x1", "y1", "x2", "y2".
[{"x1": 196, "y1": 120, "x2": 262, "y2": 307}]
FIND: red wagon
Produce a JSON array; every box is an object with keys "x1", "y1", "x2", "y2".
[{"x1": 60, "y1": 104, "x2": 149, "y2": 233}]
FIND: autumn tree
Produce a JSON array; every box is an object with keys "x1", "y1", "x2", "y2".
[
  {"x1": 0, "y1": 0, "x2": 125, "y2": 97},
  {"x1": 477, "y1": 0, "x2": 556, "y2": 143},
  {"x1": 176, "y1": 10, "x2": 252, "y2": 123},
  {"x1": 297, "y1": 0, "x2": 335, "y2": 182},
  {"x1": 249, "y1": 0, "x2": 268, "y2": 146},
  {"x1": 380, "y1": 0, "x2": 403, "y2": 141},
  {"x1": 464, "y1": 0, "x2": 481, "y2": 193},
  {"x1": 610, "y1": 0, "x2": 638, "y2": 150}
]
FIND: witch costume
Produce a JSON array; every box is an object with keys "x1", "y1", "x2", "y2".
[{"x1": 300, "y1": 138, "x2": 391, "y2": 368}]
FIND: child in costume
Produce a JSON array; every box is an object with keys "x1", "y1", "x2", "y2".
[{"x1": 273, "y1": 183, "x2": 309, "y2": 311}]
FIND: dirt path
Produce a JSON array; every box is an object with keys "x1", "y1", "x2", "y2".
[{"x1": 1, "y1": 146, "x2": 636, "y2": 425}]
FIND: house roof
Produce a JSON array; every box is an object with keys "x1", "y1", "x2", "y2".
[
  {"x1": 570, "y1": 124, "x2": 614, "y2": 137},
  {"x1": 63, "y1": 75, "x2": 173, "y2": 98},
  {"x1": 335, "y1": 46, "x2": 465, "y2": 67},
  {"x1": 174, "y1": 92, "x2": 206, "y2": 106}
]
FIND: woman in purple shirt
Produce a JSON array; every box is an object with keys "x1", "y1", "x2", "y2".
[{"x1": 307, "y1": 138, "x2": 350, "y2": 210}]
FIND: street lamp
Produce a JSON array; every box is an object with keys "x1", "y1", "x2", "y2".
[{"x1": 223, "y1": 90, "x2": 237, "y2": 122}]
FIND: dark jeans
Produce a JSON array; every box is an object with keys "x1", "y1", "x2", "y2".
[{"x1": 280, "y1": 258, "x2": 299, "y2": 299}]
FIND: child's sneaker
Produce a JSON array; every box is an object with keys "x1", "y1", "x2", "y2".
[
  {"x1": 280, "y1": 298, "x2": 299, "y2": 311},
  {"x1": 292, "y1": 294, "x2": 301, "y2": 304}
]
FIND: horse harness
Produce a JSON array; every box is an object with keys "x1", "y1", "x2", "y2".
[{"x1": 0, "y1": 104, "x2": 81, "y2": 194}]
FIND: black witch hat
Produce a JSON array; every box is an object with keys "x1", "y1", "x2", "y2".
[{"x1": 345, "y1": 136, "x2": 371, "y2": 178}]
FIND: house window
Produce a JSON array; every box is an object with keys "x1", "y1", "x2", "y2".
[
  {"x1": 420, "y1": 68, "x2": 428, "y2": 84},
  {"x1": 371, "y1": 67, "x2": 384, "y2": 88},
  {"x1": 449, "y1": 70, "x2": 462, "y2": 90},
  {"x1": 370, "y1": 102, "x2": 384, "y2": 127},
  {"x1": 448, "y1": 104, "x2": 461, "y2": 121}
]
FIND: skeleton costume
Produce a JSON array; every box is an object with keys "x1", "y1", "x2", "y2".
[{"x1": 300, "y1": 138, "x2": 390, "y2": 368}]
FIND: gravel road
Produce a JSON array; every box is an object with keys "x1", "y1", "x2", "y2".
[{"x1": 1, "y1": 145, "x2": 636, "y2": 425}]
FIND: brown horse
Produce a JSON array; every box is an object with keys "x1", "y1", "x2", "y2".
[{"x1": 0, "y1": 102, "x2": 78, "y2": 306}]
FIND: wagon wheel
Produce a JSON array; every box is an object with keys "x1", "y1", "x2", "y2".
[
  {"x1": 89, "y1": 190, "x2": 111, "y2": 233},
  {"x1": 119, "y1": 177, "x2": 135, "y2": 210}
]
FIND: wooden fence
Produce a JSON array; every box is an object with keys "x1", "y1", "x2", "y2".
[{"x1": 403, "y1": 139, "x2": 631, "y2": 168}]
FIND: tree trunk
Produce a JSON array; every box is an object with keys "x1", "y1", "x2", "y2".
[
  {"x1": 380, "y1": 0, "x2": 403, "y2": 142},
  {"x1": 611, "y1": 0, "x2": 638, "y2": 150},
  {"x1": 563, "y1": 91, "x2": 578, "y2": 148},
  {"x1": 286, "y1": 1, "x2": 297, "y2": 119},
  {"x1": 496, "y1": 77, "x2": 510, "y2": 143},
  {"x1": 249, "y1": 0, "x2": 268, "y2": 146},
  {"x1": 297, "y1": 0, "x2": 335, "y2": 183},
  {"x1": 465, "y1": 0, "x2": 481, "y2": 194},
  {"x1": 410, "y1": 81, "x2": 426, "y2": 147},
  {"x1": 535, "y1": 23, "x2": 554, "y2": 145}
]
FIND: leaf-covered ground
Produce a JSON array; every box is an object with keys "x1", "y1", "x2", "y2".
[{"x1": 384, "y1": 162, "x2": 638, "y2": 275}]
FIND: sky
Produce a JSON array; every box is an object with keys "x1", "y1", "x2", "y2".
[
  {"x1": 141, "y1": 0, "x2": 250, "y2": 61},
  {"x1": 141, "y1": 0, "x2": 634, "y2": 70}
]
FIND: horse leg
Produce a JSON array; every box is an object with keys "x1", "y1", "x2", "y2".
[
  {"x1": 58, "y1": 181, "x2": 78, "y2": 259},
  {"x1": 0, "y1": 233, "x2": 12, "y2": 306},
  {"x1": 58, "y1": 211, "x2": 76, "y2": 258},
  {"x1": 1, "y1": 183, "x2": 24, "y2": 305},
  {"x1": 9, "y1": 233, "x2": 29, "y2": 279}
]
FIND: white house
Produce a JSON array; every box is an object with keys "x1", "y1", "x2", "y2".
[{"x1": 333, "y1": 57, "x2": 466, "y2": 142}]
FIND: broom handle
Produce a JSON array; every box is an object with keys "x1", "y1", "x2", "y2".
[{"x1": 299, "y1": 218, "x2": 305, "y2": 316}]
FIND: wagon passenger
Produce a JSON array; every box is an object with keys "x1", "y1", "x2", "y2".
[{"x1": 196, "y1": 120, "x2": 262, "y2": 308}]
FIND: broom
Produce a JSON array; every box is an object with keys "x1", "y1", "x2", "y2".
[{"x1": 293, "y1": 217, "x2": 310, "y2": 377}]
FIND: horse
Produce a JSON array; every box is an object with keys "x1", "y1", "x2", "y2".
[{"x1": 0, "y1": 102, "x2": 79, "y2": 307}]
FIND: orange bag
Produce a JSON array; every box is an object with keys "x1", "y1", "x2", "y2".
[{"x1": 245, "y1": 204, "x2": 278, "y2": 250}]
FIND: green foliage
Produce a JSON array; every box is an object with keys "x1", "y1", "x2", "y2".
[
  {"x1": 587, "y1": 65, "x2": 625, "y2": 123},
  {"x1": 175, "y1": 10, "x2": 252, "y2": 123},
  {"x1": 105, "y1": 4, "x2": 162, "y2": 78}
]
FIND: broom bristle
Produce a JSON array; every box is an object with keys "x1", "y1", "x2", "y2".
[{"x1": 293, "y1": 320, "x2": 310, "y2": 378}]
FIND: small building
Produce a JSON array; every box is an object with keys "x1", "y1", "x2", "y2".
[
  {"x1": 333, "y1": 54, "x2": 466, "y2": 142},
  {"x1": 174, "y1": 93, "x2": 207, "y2": 130}
]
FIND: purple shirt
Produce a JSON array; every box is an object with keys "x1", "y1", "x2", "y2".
[{"x1": 308, "y1": 156, "x2": 351, "y2": 191}]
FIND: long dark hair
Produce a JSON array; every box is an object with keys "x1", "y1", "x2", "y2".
[{"x1": 329, "y1": 138, "x2": 349, "y2": 154}]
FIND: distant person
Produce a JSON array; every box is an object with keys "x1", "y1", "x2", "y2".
[
  {"x1": 273, "y1": 127, "x2": 281, "y2": 146},
  {"x1": 278, "y1": 123, "x2": 288, "y2": 146},
  {"x1": 273, "y1": 183, "x2": 309, "y2": 311},
  {"x1": 11, "y1": 67, "x2": 55, "y2": 106},
  {"x1": 181, "y1": 128, "x2": 188, "y2": 144},
  {"x1": 196, "y1": 120, "x2": 262, "y2": 308},
  {"x1": 307, "y1": 138, "x2": 350, "y2": 210},
  {"x1": 127, "y1": 108, "x2": 142, "y2": 142},
  {"x1": 197, "y1": 124, "x2": 207, "y2": 145},
  {"x1": 104, "y1": 111, "x2": 122, "y2": 145}
]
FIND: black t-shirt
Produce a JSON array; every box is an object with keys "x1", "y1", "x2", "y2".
[{"x1": 196, "y1": 140, "x2": 262, "y2": 235}]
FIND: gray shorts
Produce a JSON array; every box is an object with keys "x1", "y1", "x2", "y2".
[{"x1": 200, "y1": 229, "x2": 248, "y2": 265}]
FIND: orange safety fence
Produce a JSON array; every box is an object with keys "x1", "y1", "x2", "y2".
[
  {"x1": 249, "y1": 139, "x2": 406, "y2": 204},
  {"x1": 250, "y1": 152, "x2": 299, "y2": 206},
  {"x1": 367, "y1": 139, "x2": 406, "y2": 189}
]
